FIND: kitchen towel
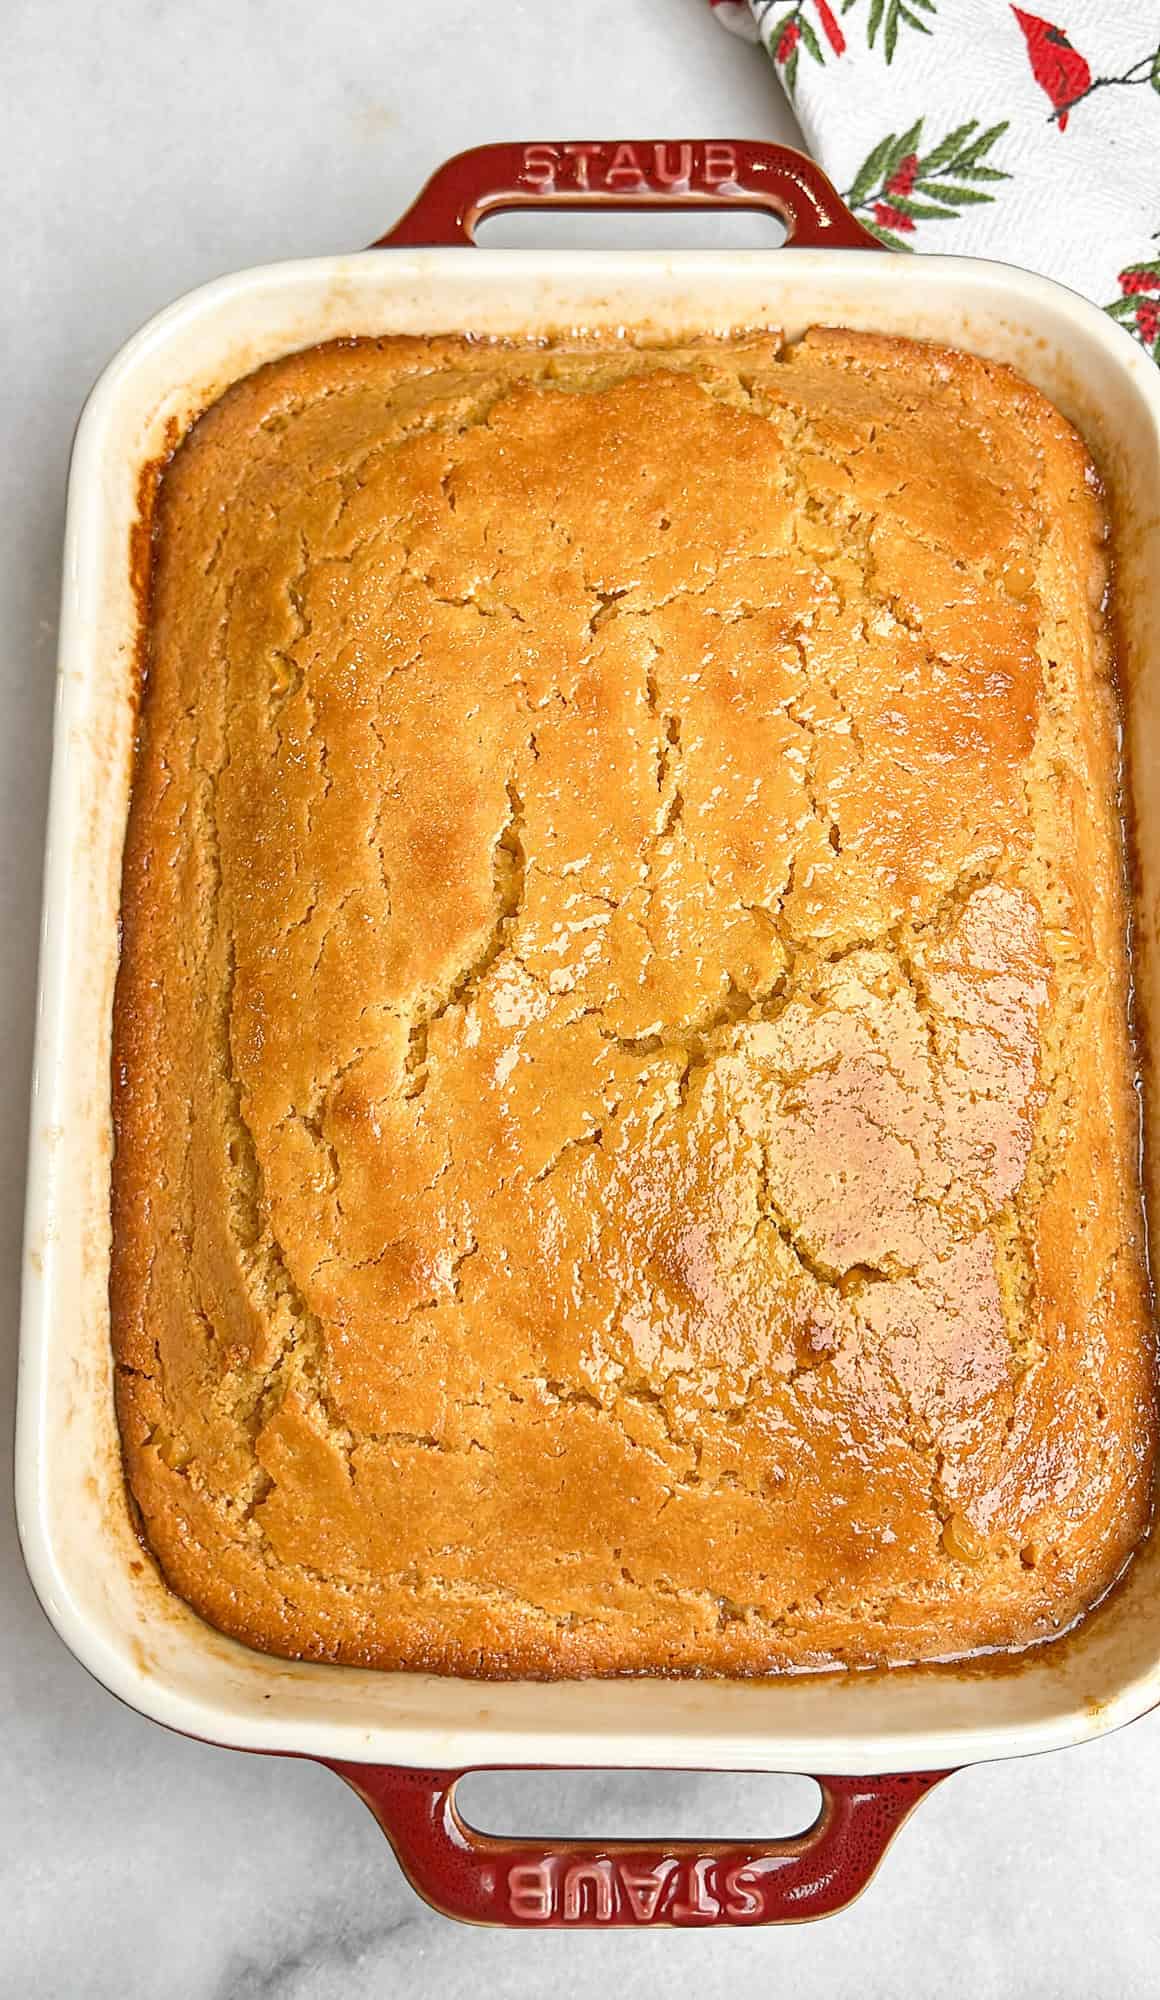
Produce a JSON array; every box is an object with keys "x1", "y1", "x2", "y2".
[{"x1": 710, "y1": 1, "x2": 1160, "y2": 356}]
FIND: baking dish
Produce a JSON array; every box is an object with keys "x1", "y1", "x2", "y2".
[{"x1": 17, "y1": 140, "x2": 1160, "y2": 1927}]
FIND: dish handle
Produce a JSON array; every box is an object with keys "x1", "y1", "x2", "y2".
[
  {"x1": 372, "y1": 140, "x2": 881, "y2": 251},
  {"x1": 323, "y1": 1762, "x2": 949, "y2": 1927}
]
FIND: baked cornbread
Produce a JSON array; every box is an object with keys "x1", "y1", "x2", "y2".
[{"x1": 112, "y1": 327, "x2": 1155, "y2": 1675}]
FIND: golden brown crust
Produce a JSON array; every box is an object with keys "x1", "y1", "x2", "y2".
[{"x1": 111, "y1": 327, "x2": 1155, "y2": 1676}]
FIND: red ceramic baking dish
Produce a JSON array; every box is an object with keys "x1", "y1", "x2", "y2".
[{"x1": 16, "y1": 141, "x2": 1160, "y2": 1926}]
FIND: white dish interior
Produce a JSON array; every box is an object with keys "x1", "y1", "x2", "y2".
[{"x1": 17, "y1": 245, "x2": 1160, "y2": 1773}]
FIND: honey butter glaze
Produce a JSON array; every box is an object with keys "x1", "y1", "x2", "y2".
[{"x1": 111, "y1": 327, "x2": 1155, "y2": 1675}]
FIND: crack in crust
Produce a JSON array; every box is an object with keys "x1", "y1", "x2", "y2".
[{"x1": 404, "y1": 776, "x2": 527, "y2": 1099}]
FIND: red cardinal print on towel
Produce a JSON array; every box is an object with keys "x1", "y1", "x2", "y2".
[{"x1": 1012, "y1": 9, "x2": 1092, "y2": 129}]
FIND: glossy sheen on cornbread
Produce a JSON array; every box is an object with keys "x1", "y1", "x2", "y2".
[{"x1": 113, "y1": 328, "x2": 1155, "y2": 1675}]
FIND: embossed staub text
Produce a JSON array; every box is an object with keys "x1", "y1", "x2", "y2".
[
  {"x1": 518, "y1": 142, "x2": 741, "y2": 196},
  {"x1": 506, "y1": 1852, "x2": 765, "y2": 1923}
]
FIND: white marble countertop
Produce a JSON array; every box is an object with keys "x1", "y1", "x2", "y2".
[{"x1": 5, "y1": 2, "x2": 1159, "y2": 1992}]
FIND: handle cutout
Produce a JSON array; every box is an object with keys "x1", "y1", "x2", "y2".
[
  {"x1": 458, "y1": 1768, "x2": 822, "y2": 1840},
  {"x1": 473, "y1": 206, "x2": 789, "y2": 251}
]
